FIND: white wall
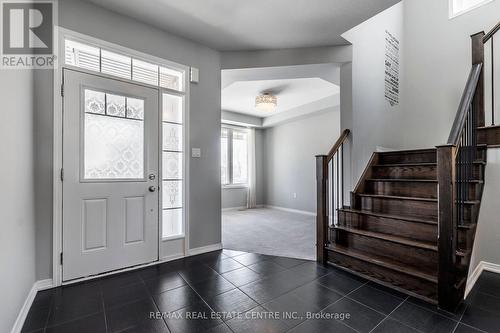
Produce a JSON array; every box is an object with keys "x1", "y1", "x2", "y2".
[
  {"x1": 401, "y1": 0, "x2": 500, "y2": 147},
  {"x1": 34, "y1": 0, "x2": 222, "y2": 280},
  {"x1": 0, "y1": 71, "x2": 37, "y2": 332},
  {"x1": 470, "y1": 149, "x2": 500, "y2": 274},
  {"x1": 343, "y1": 0, "x2": 500, "y2": 276},
  {"x1": 263, "y1": 108, "x2": 341, "y2": 213},
  {"x1": 341, "y1": 2, "x2": 406, "y2": 182}
]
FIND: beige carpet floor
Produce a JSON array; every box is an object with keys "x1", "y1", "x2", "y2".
[{"x1": 222, "y1": 207, "x2": 316, "y2": 260}]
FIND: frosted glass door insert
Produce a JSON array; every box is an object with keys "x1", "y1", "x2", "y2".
[
  {"x1": 84, "y1": 89, "x2": 145, "y2": 180},
  {"x1": 162, "y1": 93, "x2": 185, "y2": 238}
]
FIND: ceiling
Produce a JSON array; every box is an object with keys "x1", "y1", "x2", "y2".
[
  {"x1": 223, "y1": 78, "x2": 339, "y2": 118},
  {"x1": 222, "y1": 64, "x2": 340, "y2": 125},
  {"x1": 84, "y1": 0, "x2": 401, "y2": 51}
]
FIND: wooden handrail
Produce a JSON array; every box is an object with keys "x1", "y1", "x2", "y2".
[
  {"x1": 327, "y1": 129, "x2": 350, "y2": 161},
  {"x1": 447, "y1": 64, "x2": 482, "y2": 145},
  {"x1": 483, "y1": 21, "x2": 500, "y2": 43}
]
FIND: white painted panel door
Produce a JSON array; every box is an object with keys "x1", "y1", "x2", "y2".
[{"x1": 62, "y1": 69, "x2": 159, "y2": 281}]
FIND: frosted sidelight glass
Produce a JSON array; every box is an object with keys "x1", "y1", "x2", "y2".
[
  {"x1": 162, "y1": 152, "x2": 183, "y2": 180},
  {"x1": 162, "y1": 181, "x2": 182, "y2": 208},
  {"x1": 162, "y1": 94, "x2": 183, "y2": 124},
  {"x1": 162, "y1": 123, "x2": 183, "y2": 151},
  {"x1": 162, "y1": 209, "x2": 183, "y2": 237}
]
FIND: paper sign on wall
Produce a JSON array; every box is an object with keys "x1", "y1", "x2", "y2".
[{"x1": 385, "y1": 30, "x2": 400, "y2": 107}]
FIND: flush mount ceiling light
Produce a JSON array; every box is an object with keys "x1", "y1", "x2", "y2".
[{"x1": 255, "y1": 93, "x2": 277, "y2": 112}]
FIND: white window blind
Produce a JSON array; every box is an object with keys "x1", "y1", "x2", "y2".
[{"x1": 64, "y1": 39, "x2": 185, "y2": 92}]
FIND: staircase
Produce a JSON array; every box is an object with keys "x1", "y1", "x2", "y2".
[
  {"x1": 326, "y1": 147, "x2": 486, "y2": 304},
  {"x1": 316, "y1": 23, "x2": 500, "y2": 312}
]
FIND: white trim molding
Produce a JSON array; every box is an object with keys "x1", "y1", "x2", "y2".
[
  {"x1": 265, "y1": 205, "x2": 316, "y2": 217},
  {"x1": 465, "y1": 261, "x2": 500, "y2": 298},
  {"x1": 52, "y1": 27, "x2": 192, "y2": 286},
  {"x1": 187, "y1": 243, "x2": 223, "y2": 256},
  {"x1": 10, "y1": 279, "x2": 54, "y2": 333}
]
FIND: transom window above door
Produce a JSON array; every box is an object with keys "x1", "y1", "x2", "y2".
[{"x1": 65, "y1": 39, "x2": 185, "y2": 92}]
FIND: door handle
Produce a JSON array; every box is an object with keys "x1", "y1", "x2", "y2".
[{"x1": 148, "y1": 186, "x2": 157, "y2": 193}]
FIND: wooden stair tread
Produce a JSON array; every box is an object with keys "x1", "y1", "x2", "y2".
[
  {"x1": 378, "y1": 148, "x2": 437, "y2": 154},
  {"x1": 373, "y1": 162, "x2": 437, "y2": 167},
  {"x1": 333, "y1": 226, "x2": 438, "y2": 251},
  {"x1": 339, "y1": 208, "x2": 438, "y2": 225},
  {"x1": 326, "y1": 244, "x2": 437, "y2": 283},
  {"x1": 366, "y1": 179, "x2": 437, "y2": 183},
  {"x1": 357, "y1": 193, "x2": 437, "y2": 202}
]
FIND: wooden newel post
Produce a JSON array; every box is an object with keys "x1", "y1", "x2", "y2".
[
  {"x1": 471, "y1": 32, "x2": 485, "y2": 127},
  {"x1": 437, "y1": 145, "x2": 459, "y2": 312},
  {"x1": 316, "y1": 155, "x2": 328, "y2": 264}
]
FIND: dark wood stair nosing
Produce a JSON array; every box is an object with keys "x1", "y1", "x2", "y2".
[
  {"x1": 326, "y1": 244, "x2": 438, "y2": 283},
  {"x1": 373, "y1": 162, "x2": 437, "y2": 167},
  {"x1": 333, "y1": 226, "x2": 438, "y2": 251},
  {"x1": 366, "y1": 179, "x2": 438, "y2": 183},
  {"x1": 377, "y1": 148, "x2": 437, "y2": 155},
  {"x1": 339, "y1": 208, "x2": 438, "y2": 225},
  {"x1": 357, "y1": 194, "x2": 438, "y2": 202}
]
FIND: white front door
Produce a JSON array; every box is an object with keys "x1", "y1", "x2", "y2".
[{"x1": 62, "y1": 69, "x2": 159, "y2": 281}]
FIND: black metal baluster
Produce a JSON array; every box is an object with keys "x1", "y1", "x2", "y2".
[
  {"x1": 337, "y1": 152, "x2": 340, "y2": 217},
  {"x1": 341, "y1": 143, "x2": 344, "y2": 208},
  {"x1": 492, "y1": 36, "x2": 495, "y2": 125}
]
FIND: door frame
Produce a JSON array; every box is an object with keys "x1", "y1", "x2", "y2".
[{"x1": 52, "y1": 27, "x2": 191, "y2": 287}]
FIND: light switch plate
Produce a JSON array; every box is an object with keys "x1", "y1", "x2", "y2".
[{"x1": 191, "y1": 148, "x2": 201, "y2": 158}]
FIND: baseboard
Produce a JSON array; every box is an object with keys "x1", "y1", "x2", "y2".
[
  {"x1": 11, "y1": 279, "x2": 54, "y2": 333},
  {"x1": 222, "y1": 205, "x2": 265, "y2": 212},
  {"x1": 222, "y1": 206, "x2": 246, "y2": 212},
  {"x1": 265, "y1": 205, "x2": 316, "y2": 216},
  {"x1": 465, "y1": 261, "x2": 500, "y2": 298},
  {"x1": 187, "y1": 243, "x2": 223, "y2": 256}
]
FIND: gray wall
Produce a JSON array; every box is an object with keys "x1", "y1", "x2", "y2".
[
  {"x1": 0, "y1": 71, "x2": 37, "y2": 331},
  {"x1": 221, "y1": 45, "x2": 352, "y2": 70},
  {"x1": 341, "y1": 0, "x2": 500, "y2": 276},
  {"x1": 222, "y1": 128, "x2": 266, "y2": 209},
  {"x1": 470, "y1": 149, "x2": 500, "y2": 274},
  {"x1": 263, "y1": 108, "x2": 341, "y2": 213},
  {"x1": 341, "y1": 2, "x2": 406, "y2": 183},
  {"x1": 34, "y1": 0, "x2": 222, "y2": 280}
]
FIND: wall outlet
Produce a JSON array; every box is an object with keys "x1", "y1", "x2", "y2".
[
  {"x1": 293, "y1": 192, "x2": 297, "y2": 199},
  {"x1": 191, "y1": 148, "x2": 201, "y2": 158}
]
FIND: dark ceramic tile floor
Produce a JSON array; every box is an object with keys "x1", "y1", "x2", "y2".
[{"x1": 22, "y1": 250, "x2": 500, "y2": 333}]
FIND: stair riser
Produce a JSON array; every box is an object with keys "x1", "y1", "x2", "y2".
[
  {"x1": 327, "y1": 251, "x2": 437, "y2": 301},
  {"x1": 334, "y1": 231, "x2": 438, "y2": 274},
  {"x1": 379, "y1": 151, "x2": 436, "y2": 165},
  {"x1": 366, "y1": 181, "x2": 437, "y2": 199},
  {"x1": 372, "y1": 165, "x2": 437, "y2": 180},
  {"x1": 358, "y1": 196, "x2": 438, "y2": 220},
  {"x1": 339, "y1": 211, "x2": 437, "y2": 244},
  {"x1": 372, "y1": 164, "x2": 484, "y2": 180}
]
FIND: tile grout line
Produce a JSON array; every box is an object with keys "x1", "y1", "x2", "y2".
[{"x1": 367, "y1": 296, "x2": 410, "y2": 333}]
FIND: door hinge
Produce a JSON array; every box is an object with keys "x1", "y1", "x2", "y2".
[
  {"x1": 60, "y1": 168, "x2": 64, "y2": 181},
  {"x1": 60, "y1": 83, "x2": 64, "y2": 97},
  {"x1": 60, "y1": 252, "x2": 63, "y2": 265}
]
